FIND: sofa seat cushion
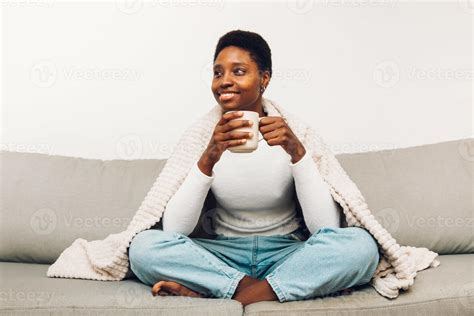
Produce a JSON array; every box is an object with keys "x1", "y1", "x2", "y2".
[
  {"x1": 0, "y1": 262, "x2": 242, "y2": 316},
  {"x1": 1, "y1": 255, "x2": 473, "y2": 315},
  {"x1": 243, "y1": 254, "x2": 474, "y2": 316}
]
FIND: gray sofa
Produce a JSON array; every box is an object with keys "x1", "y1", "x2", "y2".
[{"x1": 1, "y1": 138, "x2": 472, "y2": 315}]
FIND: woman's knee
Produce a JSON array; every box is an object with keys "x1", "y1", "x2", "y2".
[
  {"x1": 347, "y1": 227, "x2": 380, "y2": 280},
  {"x1": 128, "y1": 229, "x2": 176, "y2": 264}
]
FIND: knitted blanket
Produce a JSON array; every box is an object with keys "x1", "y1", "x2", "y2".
[{"x1": 47, "y1": 97, "x2": 440, "y2": 299}]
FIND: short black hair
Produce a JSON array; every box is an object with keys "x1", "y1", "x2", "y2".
[{"x1": 213, "y1": 29, "x2": 272, "y2": 78}]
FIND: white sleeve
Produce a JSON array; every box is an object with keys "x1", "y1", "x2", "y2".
[
  {"x1": 289, "y1": 148, "x2": 341, "y2": 234},
  {"x1": 162, "y1": 161, "x2": 215, "y2": 236}
]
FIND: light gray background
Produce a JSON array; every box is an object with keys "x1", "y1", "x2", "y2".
[{"x1": 1, "y1": 0, "x2": 472, "y2": 160}]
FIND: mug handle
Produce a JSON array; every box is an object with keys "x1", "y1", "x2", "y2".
[{"x1": 257, "y1": 117, "x2": 265, "y2": 142}]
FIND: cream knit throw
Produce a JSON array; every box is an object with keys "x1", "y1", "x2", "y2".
[{"x1": 47, "y1": 97, "x2": 440, "y2": 299}]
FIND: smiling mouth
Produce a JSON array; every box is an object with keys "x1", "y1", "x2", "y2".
[{"x1": 218, "y1": 92, "x2": 239, "y2": 102}]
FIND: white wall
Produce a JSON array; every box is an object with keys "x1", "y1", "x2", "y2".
[{"x1": 1, "y1": 0, "x2": 472, "y2": 160}]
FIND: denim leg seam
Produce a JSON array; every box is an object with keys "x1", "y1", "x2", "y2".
[
  {"x1": 223, "y1": 271, "x2": 246, "y2": 299},
  {"x1": 265, "y1": 273, "x2": 287, "y2": 302},
  {"x1": 178, "y1": 236, "x2": 247, "y2": 299},
  {"x1": 179, "y1": 236, "x2": 237, "y2": 280},
  {"x1": 263, "y1": 237, "x2": 314, "y2": 302}
]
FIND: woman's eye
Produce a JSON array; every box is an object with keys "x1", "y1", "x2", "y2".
[{"x1": 213, "y1": 69, "x2": 245, "y2": 77}]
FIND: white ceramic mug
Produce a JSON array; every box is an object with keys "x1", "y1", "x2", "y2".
[{"x1": 227, "y1": 110, "x2": 265, "y2": 153}]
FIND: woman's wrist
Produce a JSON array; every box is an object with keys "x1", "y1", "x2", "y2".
[{"x1": 198, "y1": 154, "x2": 215, "y2": 177}]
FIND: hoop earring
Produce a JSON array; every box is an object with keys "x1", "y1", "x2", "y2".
[{"x1": 260, "y1": 86, "x2": 266, "y2": 93}]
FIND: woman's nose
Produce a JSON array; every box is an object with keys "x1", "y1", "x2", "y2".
[{"x1": 220, "y1": 72, "x2": 233, "y2": 86}]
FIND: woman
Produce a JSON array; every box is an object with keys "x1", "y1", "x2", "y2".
[{"x1": 128, "y1": 30, "x2": 380, "y2": 306}]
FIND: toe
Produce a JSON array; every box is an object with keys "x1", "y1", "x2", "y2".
[{"x1": 151, "y1": 281, "x2": 166, "y2": 296}]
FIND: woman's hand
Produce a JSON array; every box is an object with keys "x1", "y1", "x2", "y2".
[
  {"x1": 198, "y1": 111, "x2": 253, "y2": 176},
  {"x1": 259, "y1": 116, "x2": 306, "y2": 163}
]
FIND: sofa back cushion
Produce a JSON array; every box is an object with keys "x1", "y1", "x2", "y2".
[
  {"x1": 336, "y1": 138, "x2": 473, "y2": 255},
  {"x1": 0, "y1": 151, "x2": 166, "y2": 264},
  {"x1": 1, "y1": 138, "x2": 471, "y2": 264}
]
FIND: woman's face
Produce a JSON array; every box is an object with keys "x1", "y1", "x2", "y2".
[{"x1": 212, "y1": 46, "x2": 269, "y2": 113}]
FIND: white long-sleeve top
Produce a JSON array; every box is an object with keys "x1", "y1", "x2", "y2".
[{"x1": 162, "y1": 139, "x2": 341, "y2": 237}]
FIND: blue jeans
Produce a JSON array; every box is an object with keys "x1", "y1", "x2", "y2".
[{"x1": 128, "y1": 226, "x2": 380, "y2": 302}]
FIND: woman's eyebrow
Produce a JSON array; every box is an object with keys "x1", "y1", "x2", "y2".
[{"x1": 213, "y1": 62, "x2": 247, "y2": 68}]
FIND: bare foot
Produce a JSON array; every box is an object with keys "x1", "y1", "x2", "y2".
[
  {"x1": 232, "y1": 279, "x2": 278, "y2": 306},
  {"x1": 233, "y1": 275, "x2": 260, "y2": 296},
  {"x1": 151, "y1": 280, "x2": 206, "y2": 298}
]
